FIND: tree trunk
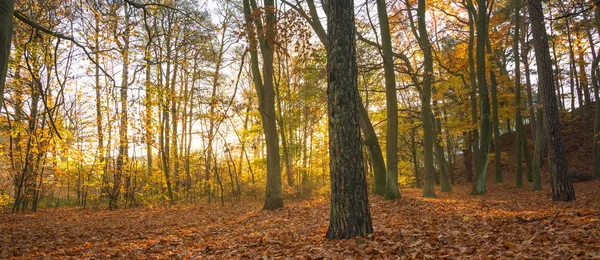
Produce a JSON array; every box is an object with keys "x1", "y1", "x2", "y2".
[
  {"x1": 514, "y1": 0, "x2": 523, "y2": 188},
  {"x1": 0, "y1": 0, "x2": 14, "y2": 116},
  {"x1": 274, "y1": 69, "x2": 293, "y2": 187},
  {"x1": 521, "y1": 19, "x2": 536, "y2": 141},
  {"x1": 593, "y1": 3, "x2": 600, "y2": 178},
  {"x1": 111, "y1": 4, "x2": 130, "y2": 209},
  {"x1": 144, "y1": 34, "x2": 153, "y2": 191},
  {"x1": 528, "y1": 0, "x2": 575, "y2": 201},
  {"x1": 432, "y1": 113, "x2": 452, "y2": 192},
  {"x1": 490, "y1": 70, "x2": 502, "y2": 183},
  {"x1": 472, "y1": 0, "x2": 491, "y2": 195},
  {"x1": 243, "y1": 0, "x2": 283, "y2": 210},
  {"x1": 412, "y1": 128, "x2": 421, "y2": 187},
  {"x1": 593, "y1": 56, "x2": 600, "y2": 177},
  {"x1": 532, "y1": 100, "x2": 543, "y2": 191},
  {"x1": 325, "y1": 0, "x2": 373, "y2": 239},
  {"x1": 467, "y1": 7, "x2": 479, "y2": 181},
  {"x1": 417, "y1": 0, "x2": 436, "y2": 198},
  {"x1": 358, "y1": 103, "x2": 386, "y2": 195},
  {"x1": 376, "y1": 0, "x2": 400, "y2": 200},
  {"x1": 578, "y1": 48, "x2": 591, "y2": 106}
]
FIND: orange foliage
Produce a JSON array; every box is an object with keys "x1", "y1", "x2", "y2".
[{"x1": 1, "y1": 180, "x2": 600, "y2": 258}]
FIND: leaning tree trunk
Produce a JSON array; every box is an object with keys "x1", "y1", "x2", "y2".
[
  {"x1": 376, "y1": 0, "x2": 400, "y2": 200},
  {"x1": 325, "y1": 0, "x2": 373, "y2": 239},
  {"x1": 0, "y1": 0, "x2": 14, "y2": 116},
  {"x1": 358, "y1": 103, "x2": 387, "y2": 195},
  {"x1": 528, "y1": 0, "x2": 575, "y2": 201}
]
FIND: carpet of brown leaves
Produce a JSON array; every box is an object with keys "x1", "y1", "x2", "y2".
[{"x1": 1, "y1": 180, "x2": 599, "y2": 259}]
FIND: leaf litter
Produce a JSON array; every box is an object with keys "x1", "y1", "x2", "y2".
[{"x1": 1, "y1": 180, "x2": 599, "y2": 259}]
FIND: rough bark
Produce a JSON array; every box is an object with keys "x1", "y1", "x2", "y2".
[
  {"x1": 528, "y1": 0, "x2": 575, "y2": 201},
  {"x1": 0, "y1": 0, "x2": 14, "y2": 115},
  {"x1": 325, "y1": 0, "x2": 373, "y2": 239}
]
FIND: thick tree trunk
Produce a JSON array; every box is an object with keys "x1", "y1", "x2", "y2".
[
  {"x1": 0, "y1": 0, "x2": 14, "y2": 115},
  {"x1": 376, "y1": 0, "x2": 400, "y2": 200},
  {"x1": 325, "y1": 0, "x2": 373, "y2": 239},
  {"x1": 528, "y1": 0, "x2": 575, "y2": 201}
]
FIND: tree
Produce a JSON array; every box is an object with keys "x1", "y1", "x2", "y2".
[
  {"x1": 416, "y1": 0, "x2": 437, "y2": 198},
  {"x1": 243, "y1": 0, "x2": 283, "y2": 210},
  {"x1": 0, "y1": 0, "x2": 15, "y2": 115},
  {"x1": 471, "y1": 0, "x2": 491, "y2": 195},
  {"x1": 527, "y1": 0, "x2": 575, "y2": 201},
  {"x1": 325, "y1": 0, "x2": 373, "y2": 239},
  {"x1": 593, "y1": 1, "x2": 600, "y2": 178},
  {"x1": 375, "y1": 0, "x2": 400, "y2": 200},
  {"x1": 514, "y1": 0, "x2": 523, "y2": 189},
  {"x1": 109, "y1": 2, "x2": 131, "y2": 210}
]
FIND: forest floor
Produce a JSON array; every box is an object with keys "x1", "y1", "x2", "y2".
[{"x1": 1, "y1": 180, "x2": 600, "y2": 259}]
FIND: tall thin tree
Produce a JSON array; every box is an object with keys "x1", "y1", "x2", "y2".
[{"x1": 375, "y1": 0, "x2": 400, "y2": 200}]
